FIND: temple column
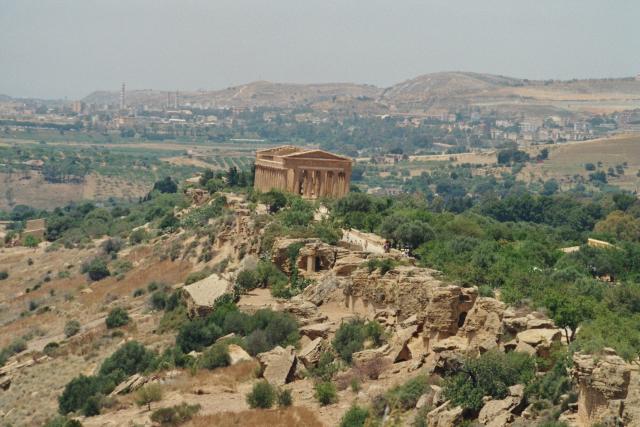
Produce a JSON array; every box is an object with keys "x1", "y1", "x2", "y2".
[
  {"x1": 302, "y1": 169, "x2": 308, "y2": 197},
  {"x1": 306, "y1": 170, "x2": 312, "y2": 197},
  {"x1": 307, "y1": 170, "x2": 313, "y2": 198},
  {"x1": 342, "y1": 172, "x2": 348, "y2": 195},
  {"x1": 322, "y1": 172, "x2": 327, "y2": 197},
  {"x1": 293, "y1": 169, "x2": 300, "y2": 194}
]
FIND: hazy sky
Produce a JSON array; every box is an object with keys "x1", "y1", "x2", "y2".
[{"x1": 1, "y1": 0, "x2": 638, "y2": 99}]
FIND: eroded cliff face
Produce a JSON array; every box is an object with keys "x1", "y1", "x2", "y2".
[
  {"x1": 268, "y1": 238, "x2": 640, "y2": 427},
  {"x1": 572, "y1": 350, "x2": 631, "y2": 426}
]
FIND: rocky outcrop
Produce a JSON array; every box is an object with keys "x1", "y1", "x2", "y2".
[
  {"x1": 426, "y1": 401, "x2": 464, "y2": 427},
  {"x1": 257, "y1": 346, "x2": 297, "y2": 385},
  {"x1": 109, "y1": 373, "x2": 149, "y2": 396},
  {"x1": 185, "y1": 188, "x2": 210, "y2": 205},
  {"x1": 515, "y1": 328, "x2": 563, "y2": 359},
  {"x1": 478, "y1": 384, "x2": 525, "y2": 426},
  {"x1": 299, "y1": 323, "x2": 331, "y2": 340},
  {"x1": 332, "y1": 253, "x2": 369, "y2": 276},
  {"x1": 572, "y1": 350, "x2": 630, "y2": 426},
  {"x1": 298, "y1": 337, "x2": 324, "y2": 368},
  {"x1": 282, "y1": 299, "x2": 319, "y2": 319},
  {"x1": 457, "y1": 297, "x2": 505, "y2": 356},
  {"x1": 182, "y1": 273, "x2": 233, "y2": 317},
  {"x1": 301, "y1": 272, "x2": 341, "y2": 305},
  {"x1": 423, "y1": 286, "x2": 477, "y2": 342},
  {"x1": 349, "y1": 265, "x2": 447, "y2": 320},
  {"x1": 270, "y1": 238, "x2": 323, "y2": 274},
  {"x1": 227, "y1": 344, "x2": 252, "y2": 365}
]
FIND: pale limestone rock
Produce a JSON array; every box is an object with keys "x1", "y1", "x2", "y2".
[
  {"x1": 299, "y1": 323, "x2": 331, "y2": 339},
  {"x1": 298, "y1": 337, "x2": 324, "y2": 368},
  {"x1": 572, "y1": 351, "x2": 630, "y2": 426},
  {"x1": 526, "y1": 318, "x2": 555, "y2": 329},
  {"x1": 388, "y1": 324, "x2": 418, "y2": 362},
  {"x1": 457, "y1": 296, "x2": 505, "y2": 356},
  {"x1": 352, "y1": 344, "x2": 391, "y2": 365},
  {"x1": 515, "y1": 340, "x2": 537, "y2": 356},
  {"x1": 516, "y1": 328, "x2": 562, "y2": 347},
  {"x1": 109, "y1": 373, "x2": 149, "y2": 396},
  {"x1": 227, "y1": 344, "x2": 252, "y2": 365},
  {"x1": 426, "y1": 401, "x2": 464, "y2": 427},
  {"x1": 301, "y1": 272, "x2": 340, "y2": 305},
  {"x1": 478, "y1": 384, "x2": 525, "y2": 426},
  {"x1": 332, "y1": 253, "x2": 369, "y2": 276},
  {"x1": 282, "y1": 300, "x2": 318, "y2": 319},
  {"x1": 257, "y1": 345, "x2": 297, "y2": 385}
]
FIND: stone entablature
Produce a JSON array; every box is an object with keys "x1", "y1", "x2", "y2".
[{"x1": 254, "y1": 145, "x2": 352, "y2": 199}]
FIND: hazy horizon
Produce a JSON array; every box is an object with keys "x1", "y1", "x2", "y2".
[{"x1": 1, "y1": 0, "x2": 638, "y2": 100}]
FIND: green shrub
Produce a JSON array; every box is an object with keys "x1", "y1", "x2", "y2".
[
  {"x1": 333, "y1": 319, "x2": 385, "y2": 363},
  {"x1": 309, "y1": 351, "x2": 340, "y2": 381},
  {"x1": 105, "y1": 307, "x2": 130, "y2": 329},
  {"x1": 245, "y1": 329, "x2": 270, "y2": 356},
  {"x1": 23, "y1": 234, "x2": 41, "y2": 247},
  {"x1": 83, "y1": 258, "x2": 110, "y2": 281},
  {"x1": 64, "y1": 320, "x2": 81, "y2": 338},
  {"x1": 44, "y1": 416, "x2": 83, "y2": 427},
  {"x1": 314, "y1": 381, "x2": 338, "y2": 406},
  {"x1": 176, "y1": 319, "x2": 222, "y2": 353},
  {"x1": 340, "y1": 405, "x2": 369, "y2": 427},
  {"x1": 7, "y1": 337, "x2": 27, "y2": 354},
  {"x1": 185, "y1": 269, "x2": 208, "y2": 285},
  {"x1": 101, "y1": 238, "x2": 123, "y2": 257},
  {"x1": 83, "y1": 394, "x2": 101, "y2": 416},
  {"x1": 150, "y1": 402, "x2": 201, "y2": 426},
  {"x1": 199, "y1": 343, "x2": 230, "y2": 370},
  {"x1": 159, "y1": 213, "x2": 179, "y2": 231},
  {"x1": 443, "y1": 350, "x2": 536, "y2": 411},
  {"x1": 246, "y1": 381, "x2": 276, "y2": 409},
  {"x1": 133, "y1": 288, "x2": 146, "y2": 297},
  {"x1": 150, "y1": 290, "x2": 168, "y2": 310},
  {"x1": 58, "y1": 375, "x2": 104, "y2": 414},
  {"x1": 366, "y1": 258, "x2": 397, "y2": 275},
  {"x1": 135, "y1": 383, "x2": 163, "y2": 411},
  {"x1": 526, "y1": 355, "x2": 571, "y2": 404},
  {"x1": 0, "y1": 270, "x2": 8, "y2": 280},
  {"x1": 386, "y1": 375, "x2": 430, "y2": 410},
  {"x1": 112, "y1": 259, "x2": 133, "y2": 276},
  {"x1": 537, "y1": 422, "x2": 569, "y2": 427},
  {"x1": 236, "y1": 269, "x2": 259, "y2": 293},
  {"x1": 277, "y1": 388, "x2": 293, "y2": 407},
  {"x1": 98, "y1": 341, "x2": 156, "y2": 381},
  {"x1": 129, "y1": 228, "x2": 148, "y2": 245},
  {"x1": 43, "y1": 341, "x2": 60, "y2": 356}
]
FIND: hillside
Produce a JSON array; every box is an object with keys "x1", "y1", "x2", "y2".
[
  {"x1": 83, "y1": 81, "x2": 381, "y2": 109},
  {"x1": 82, "y1": 72, "x2": 640, "y2": 115}
]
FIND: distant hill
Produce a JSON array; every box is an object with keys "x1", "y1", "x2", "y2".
[
  {"x1": 83, "y1": 81, "x2": 381, "y2": 109},
  {"x1": 82, "y1": 72, "x2": 640, "y2": 116}
]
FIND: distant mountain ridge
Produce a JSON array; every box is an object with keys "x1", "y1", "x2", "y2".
[{"x1": 82, "y1": 72, "x2": 640, "y2": 115}]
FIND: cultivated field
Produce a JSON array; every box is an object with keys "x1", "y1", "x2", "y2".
[{"x1": 519, "y1": 134, "x2": 640, "y2": 190}]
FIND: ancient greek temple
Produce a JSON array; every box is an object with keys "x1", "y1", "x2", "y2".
[{"x1": 254, "y1": 145, "x2": 352, "y2": 199}]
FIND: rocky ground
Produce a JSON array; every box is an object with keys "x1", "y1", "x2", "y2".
[{"x1": 1, "y1": 193, "x2": 639, "y2": 427}]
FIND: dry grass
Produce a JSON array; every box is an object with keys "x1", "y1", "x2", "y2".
[
  {"x1": 185, "y1": 407, "x2": 325, "y2": 427},
  {"x1": 168, "y1": 361, "x2": 259, "y2": 394}
]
